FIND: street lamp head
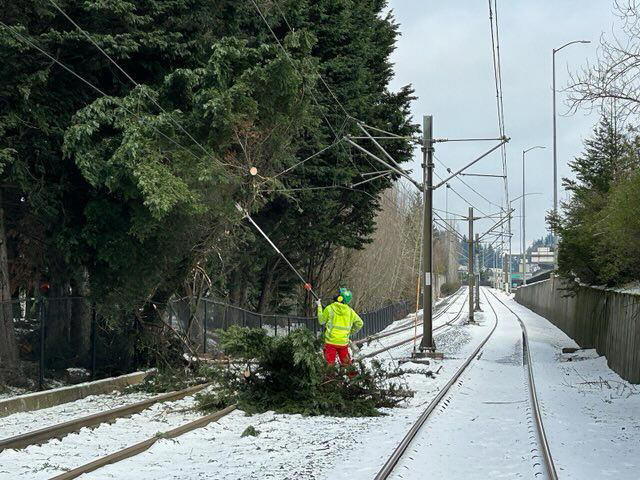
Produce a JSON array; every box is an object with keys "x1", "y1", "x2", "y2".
[
  {"x1": 523, "y1": 145, "x2": 546, "y2": 155},
  {"x1": 554, "y1": 39, "x2": 591, "y2": 53}
]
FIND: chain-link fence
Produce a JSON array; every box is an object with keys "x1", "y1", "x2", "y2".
[
  {"x1": 3, "y1": 296, "x2": 410, "y2": 392},
  {"x1": 3, "y1": 297, "x2": 102, "y2": 391},
  {"x1": 168, "y1": 298, "x2": 410, "y2": 354}
]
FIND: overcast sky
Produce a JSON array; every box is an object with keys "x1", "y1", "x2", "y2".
[{"x1": 387, "y1": 0, "x2": 618, "y2": 255}]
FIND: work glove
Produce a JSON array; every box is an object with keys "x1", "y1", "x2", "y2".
[{"x1": 316, "y1": 299, "x2": 322, "y2": 308}]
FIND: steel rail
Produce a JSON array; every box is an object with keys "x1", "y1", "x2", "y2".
[
  {"x1": 354, "y1": 288, "x2": 465, "y2": 347},
  {"x1": 484, "y1": 288, "x2": 558, "y2": 480},
  {"x1": 360, "y1": 291, "x2": 469, "y2": 360},
  {"x1": 0, "y1": 383, "x2": 211, "y2": 452},
  {"x1": 50, "y1": 405, "x2": 236, "y2": 480},
  {"x1": 374, "y1": 290, "x2": 499, "y2": 479}
]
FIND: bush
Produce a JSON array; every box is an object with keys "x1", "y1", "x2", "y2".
[
  {"x1": 440, "y1": 282, "x2": 460, "y2": 297},
  {"x1": 196, "y1": 327, "x2": 413, "y2": 417}
]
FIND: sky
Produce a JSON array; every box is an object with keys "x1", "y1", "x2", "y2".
[{"x1": 386, "y1": 0, "x2": 618, "y2": 256}]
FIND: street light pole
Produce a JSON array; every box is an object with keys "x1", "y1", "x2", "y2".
[
  {"x1": 553, "y1": 40, "x2": 590, "y2": 269},
  {"x1": 522, "y1": 146, "x2": 545, "y2": 286}
]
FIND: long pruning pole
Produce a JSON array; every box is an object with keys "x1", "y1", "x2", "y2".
[{"x1": 236, "y1": 204, "x2": 320, "y2": 301}]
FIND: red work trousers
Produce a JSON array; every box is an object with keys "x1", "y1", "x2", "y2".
[{"x1": 323, "y1": 343, "x2": 351, "y2": 366}]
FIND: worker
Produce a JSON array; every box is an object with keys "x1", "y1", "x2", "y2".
[{"x1": 317, "y1": 287, "x2": 363, "y2": 366}]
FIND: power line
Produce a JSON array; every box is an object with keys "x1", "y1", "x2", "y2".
[
  {"x1": 248, "y1": 0, "x2": 347, "y2": 141},
  {"x1": 433, "y1": 168, "x2": 490, "y2": 217},
  {"x1": 434, "y1": 154, "x2": 502, "y2": 210},
  {"x1": 45, "y1": 0, "x2": 238, "y2": 170},
  {"x1": 1, "y1": 21, "x2": 209, "y2": 168}
]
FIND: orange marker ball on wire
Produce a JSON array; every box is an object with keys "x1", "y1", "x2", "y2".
[{"x1": 303, "y1": 283, "x2": 312, "y2": 291}]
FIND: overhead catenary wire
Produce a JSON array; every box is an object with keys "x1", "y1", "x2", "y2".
[
  {"x1": 488, "y1": 0, "x2": 511, "y2": 263},
  {"x1": 434, "y1": 154, "x2": 503, "y2": 210},
  {"x1": 249, "y1": 1, "x2": 402, "y2": 186}
]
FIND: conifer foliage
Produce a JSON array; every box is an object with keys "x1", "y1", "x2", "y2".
[
  {"x1": 550, "y1": 114, "x2": 640, "y2": 286},
  {"x1": 197, "y1": 327, "x2": 414, "y2": 417}
]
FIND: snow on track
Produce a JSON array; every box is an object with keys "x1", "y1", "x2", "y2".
[
  {"x1": 0, "y1": 391, "x2": 154, "y2": 440},
  {"x1": 491, "y1": 289, "x2": 640, "y2": 480},
  {"x1": 0, "y1": 392, "x2": 205, "y2": 479},
  {"x1": 357, "y1": 290, "x2": 468, "y2": 361},
  {"x1": 384, "y1": 288, "x2": 536, "y2": 479},
  {"x1": 82, "y1": 298, "x2": 494, "y2": 480}
]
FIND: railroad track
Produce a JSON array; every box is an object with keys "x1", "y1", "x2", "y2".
[
  {"x1": 0, "y1": 383, "x2": 212, "y2": 452},
  {"x1": 359, "y1": 289, "x2": 469, "y2": 359},
  {"x1": 485, "y1": 288, "x2": 558, "y2": 480},
  {"x1": 374, "y1": 288, "x2": 557, "y2": 479},
  {"x1": 50, "y1": 404, "x2": 236, "y2": 480},
  {"x1": 0, "y1": 382, "x2": 235, "y2": 479},
  {"x1": 354, "y1": 287, "x2": 466, "y2": 348}
]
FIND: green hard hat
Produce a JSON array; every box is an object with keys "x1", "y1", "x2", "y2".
[{"x1": 337, "y1": 287, "x2": 352, "y2": 304}]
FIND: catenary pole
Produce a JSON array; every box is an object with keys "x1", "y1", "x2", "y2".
[
  {"x1": 468, "y1": 207, "x2": 474, "y2": 322},
  {"x1": 419, "y1": 116, "x2": 435, "y2": 352},
  {"x1": 475, "y1": 233, "x2": 481, "y2": 311}
]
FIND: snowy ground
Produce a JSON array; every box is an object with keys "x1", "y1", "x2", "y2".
[
  {"x1": 0, "y1": 390, "x2": 154, "y2": 440},
  {"x1": 492, "y1": 289, "x2": 640, "y2": 480},
  {"x1": 2, "y1": 289, "x2": 638, "y2": 479},
  {"x1": 0, "y1": 391, "x2": 205, "y2": 478},
  {"x1": 388, "y1": 289, "x2": 538, "y2": 479},
  {"x1": 81, "y1": 292, "x2": 483, "y2": 480}
]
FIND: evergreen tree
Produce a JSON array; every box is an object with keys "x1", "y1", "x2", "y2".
[
  {"x1": 0, "y1": 0, "x2": 416, "y2": 379},
  {"x1": 551, "y1": 114, "x2": 640, "y2": 285}
]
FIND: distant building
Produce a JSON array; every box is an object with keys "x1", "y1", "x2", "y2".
[{"x1": 531, "y1": 246, "x2": 554, "y2": 265}]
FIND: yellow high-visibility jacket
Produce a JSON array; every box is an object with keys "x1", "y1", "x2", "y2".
[{"x1": 317, "y1": 302, "x2": 363, "y2": 346}]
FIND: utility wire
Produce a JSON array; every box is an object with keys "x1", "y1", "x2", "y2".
[
  {"x1": 433, "y1": 169, "x2": 490, "y2": 217},
  {"x1": 45, "y1": 0, "x2": 238, "y2": 170},
  {"x1": 248, "y1": 0, "x2": 346, "y2": 141},
  {"x1": 1, "y1": 21, "x2": 208, "y2": 168},
  {"x1": 434, "y1": 154, "x2": 502, "y2": 210}
]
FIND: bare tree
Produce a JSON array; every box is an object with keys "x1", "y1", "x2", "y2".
[
  {"x1": 569, "y1": 1, "x2": 640, "y2": 118},
  {"x1": 318, "y1": 180, "x2": 454, "y2": 312}
]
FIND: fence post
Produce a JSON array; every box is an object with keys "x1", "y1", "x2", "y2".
[
  {"x1": 38, "y1": 298, "x2": 45, "y2": 391},
  {"x1": 203, "y1": 300, "x2": 208, "y2": 354},
  {"x1": 274, "y1": 317, "x2": 278, "y2": 336},
  {"x1": 259, "y1": 314, "x2": 263, "y2": 329},
  {"x1": 288, "y1": 317, "x2": 291, "y2": 335},
  {"x1": 91, "y1": 305, "x2": 97, "y2": 380}
]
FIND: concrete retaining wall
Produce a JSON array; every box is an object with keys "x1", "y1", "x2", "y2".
[
  {"x1": 515, "y1": 276, "x2": 640, "y2": 384},
  {"x1": 0, "y1": 370, "x2": 152, "y2": 418}
]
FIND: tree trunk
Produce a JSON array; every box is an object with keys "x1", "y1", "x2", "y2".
[
  {"x1": 257, "y1": 258, "x2": 280, "y2": 314},
  {"x1": 0, "y1": 190, "x2": 20, "y2": 381},
  {"x1": 45, "y1": 281, "x2": 72, "y2": 364},
  {"x1": 71, "y1": 268, "x2": 92, "y2": 364}
]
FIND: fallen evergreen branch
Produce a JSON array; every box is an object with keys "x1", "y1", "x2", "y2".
[{"x1": 196, "y1": 326, "x2": 414, "y2": 417}]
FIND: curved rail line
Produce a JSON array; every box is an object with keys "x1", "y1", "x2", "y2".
[
  {"x1": 360, "y1": 290, "x2": 469, "y2": 360},
  {"x1": 354, "y1": 288, "x2": 466, "y2": 347},
  {"x1": 374, "y1": 288, "x2": 557, "y2": 480},
  {"x1": 485, "y1": 288, "x2": 558, "y2": 480},
  {"x1": 0, "y1": 383, "x2": 211, "y2": 452},
  {"x1": 373, "y1": 289, "x2": 498, "y2": 479}
]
